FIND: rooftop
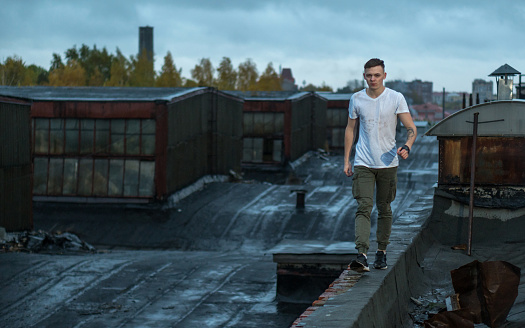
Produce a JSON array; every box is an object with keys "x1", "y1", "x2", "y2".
[{"x1": 0, "y1": 86, "x2": 207, "y2": 102}]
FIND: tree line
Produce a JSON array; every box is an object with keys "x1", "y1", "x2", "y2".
[{"x1": 0, "y1": 44, "x2": 333, "y2": 92}]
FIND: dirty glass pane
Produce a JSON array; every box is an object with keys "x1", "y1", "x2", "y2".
[
  {"x1": 33, "y1": 157, "x2": 48, "y2": 194},
  {"x1": 142, "y1": 119, "x2": 156, "y2": 134},
  {"x1": 34, "y1": 118, "x2": 49, "y2": 154},
  {"x1": 275, "y1": 113, "x2": 284, "y2": 134},
  {"x1": 123, "y1": 160, "x2": 139, "y2": 196},
  {"x1": 95, "y1": 120, "x2": 110, "y2": 154},
  {"x1": 142, "y1": 134, "x2": 155, "y2": 156},
  {"x1": 48, "y1": 158, "x2": 64, "y2": 194},
  {"x1": 326, "y1": 109, "x2": 334, "y2": 125},
  {"x1": 273, "y1": 140, "x2": 283, "y2": 162},
  {"x1": 243, "y1": 113, "x2": 253, "y2": 135},
  {"x1": 111, "y1": 119, "x2": 125, "y2": 155},
  {"x1": 242, "y1": 138, "x2": 253, "y2": 161},
  {"x1": 340, "y1": 109, "x2": 348, "y2": 125},
  {"x1": 253, "y1": 138, "x2": 263, "y2": 162},
  {"x1": 139, "y1": 161, "x2": 155, "y2": 196},
  {"x1": 80, "y1": 119, "x2": 94, "y2": 155},
  {"x1": 264, "y1": 114, "x2": 274, "y2": 134},
  {"x1": 332, "y1": 128, "x2": 344, "y2": 148},
  {"x1": 93, "y1": 159, "x2": 109, "y2": 196},
  {"x1": 142, "y1": 119, "x2": 156, "y2": 155},
  {"x1": 63, "y1": 158, "x2": 78, "y2": 195},
  {"x1": 78, "y1": 159, "x2": 93, "y2": 196},
  {"x1": 126, "y1": 119, "x2": 140, "y2": 155},
  {"x1": 49, "y1": 119, "x2": 64, "y2": 154},
  {"x1": 253, "y1": 113, "x2": 264, "y2": 135},
  {"x1": 108, "y1": 159, "x2": 124, "y2": 196},
  {"x1": 65, "y1": 119, "x2": 79, "y2": 154}
]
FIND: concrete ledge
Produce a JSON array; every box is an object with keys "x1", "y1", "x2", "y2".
[{"x1": 293, "y1": 187, "x2": 436, "y2": 327}]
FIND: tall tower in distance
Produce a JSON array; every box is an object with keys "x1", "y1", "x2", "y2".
[{"x1": 139, "y1": 26, "x2": 154, "y2": 62}]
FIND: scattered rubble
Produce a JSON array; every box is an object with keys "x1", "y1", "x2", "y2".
[
  {"x1": 410, "y1": 260, "x2": 521, "y2": 328},
  {"x1": 0, "y1": 230, "x2": 96, "y2": 253}
]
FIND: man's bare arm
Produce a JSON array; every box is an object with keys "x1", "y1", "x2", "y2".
[
  {"x1": 343, "y1": 117, "x2": 357, "y2": 176},
  {"x1": 397, "y1": 112, "x2": 417, "y2": 159}
]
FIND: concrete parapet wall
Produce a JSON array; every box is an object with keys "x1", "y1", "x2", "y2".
[
  {"x1": 296, "y1": 188, "x2": 435, "y2": 327},
  {"x1": 428, "y1": 193, "x2": 525, "y2": 247}
]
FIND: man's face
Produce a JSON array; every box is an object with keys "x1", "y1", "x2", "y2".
[{"x1": 363, "y1": 65, "x2": 386, "y2": 90}]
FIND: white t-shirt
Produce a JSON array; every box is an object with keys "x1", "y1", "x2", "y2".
[{"x1": 348, "y1": 87, "x2": 409, "y2": 168}]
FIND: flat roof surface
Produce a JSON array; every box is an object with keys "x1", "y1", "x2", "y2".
[
  {"x1": 0, "y1": 86, "x2": 207, "y2": 102},
  {"x1": 316, "y1": 92, "x2": 353, "y2": 101},
  {"x1": 222, "y1": 90, "x2": 311, "y2": 101},
  {"x1": 1, "y1": 136, "x2": 448, "y2": 327}
]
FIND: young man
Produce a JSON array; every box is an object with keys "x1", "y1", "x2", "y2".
[{"x1": 344, "y1": 58, "x2": 416, "y2": 272}]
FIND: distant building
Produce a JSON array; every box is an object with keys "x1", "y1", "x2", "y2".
[
  {"x1": 320, "y1": 93, "x2": 352, "y2": 149},
  {"x1": 386, "y1": 79, "x2": 433, "y2": 104},
  {"x1": 472, "y1": 79, "x2": 493, "y2": 102},
  {"x1": 346, "y1": 79, "x2": 365, "y2": 91},
  {"x1": 223, "y1": 91, "x2": 326, "y2": 164},
  {"x1": 0, "y1": 86, "x2": 243, "y2": 203},
  {"x1": 280, "y1": 68, "x2": 298, "y2": 91},
  {"x1": 411, "y1": 103, "x2": 444, "y2": 122},
  {"x1": 139, "y1": 26, "x2": 154, "y2": 62}
]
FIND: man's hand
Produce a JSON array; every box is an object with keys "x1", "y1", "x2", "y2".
[
  {"x1": 344, "y1": 162, "x2": 353, "y2": 177},
  {"x1": 397, "y1": 145, "x2": 410, "y2": 160}
]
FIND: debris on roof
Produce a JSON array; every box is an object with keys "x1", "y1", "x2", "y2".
[{"x1": 1, "y1": 230, "x2": 96, "y2": 253}]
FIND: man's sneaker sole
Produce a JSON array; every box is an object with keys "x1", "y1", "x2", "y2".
[
  {"x1": 349, "y1": 260, "x2": 370, "y2": 272},
  {"x1": 374, "y1": 264, "x2": 388, "y2": 270}
]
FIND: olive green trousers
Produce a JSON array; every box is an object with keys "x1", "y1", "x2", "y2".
[{"x1": 352, "y1": 165, "x2": 398, "y2": 254}]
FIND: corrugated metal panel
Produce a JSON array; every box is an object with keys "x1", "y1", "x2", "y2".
[
  {"x1": 426, "y1": 101, "x2": 525, "y2": 137},
  {"x1": 0, "y1": 165, "x2": 33, "y2": 230},
  {"x1": 0, "y1": 102, "x2": 31, "y2": 166},
  {"x1": 0, "y1": 101, "x2": 32, "y2": 230},
  {"x1": 165, "y1": 90, "x2": 243, "y2": 195}
]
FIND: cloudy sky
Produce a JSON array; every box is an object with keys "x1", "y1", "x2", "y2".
[{"x1": 1, "y1": 0, "x2": 524, "y2": 92}]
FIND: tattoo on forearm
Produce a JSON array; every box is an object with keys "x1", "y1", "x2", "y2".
[{"x1": 406, "y1": 128, "x2": 415, "y2": 142}]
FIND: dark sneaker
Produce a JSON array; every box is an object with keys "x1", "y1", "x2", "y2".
[
  {"x1": 374, "y1": 251, "x2": 387, "y2": 269},
  {"x1": 349, "y1": 253, "x2": 370, "y2": 272}
]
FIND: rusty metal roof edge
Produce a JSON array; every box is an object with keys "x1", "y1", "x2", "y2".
[{"x1": 425, "y1": 100, "x2": 525, "y2": 136}]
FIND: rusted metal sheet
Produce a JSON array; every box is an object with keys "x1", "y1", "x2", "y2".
[
  {"x1": 438, "y1": 137, "x2": 525, "y2": 186},
  {"x1": 32, "y1": 101, "x2": 158, "y2": 118}
]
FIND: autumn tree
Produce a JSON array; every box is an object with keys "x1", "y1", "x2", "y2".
[
  {"x1": 26, "y1": 64, "x2": 49, "y2": 85},
  {"x1": 256, "y1": 62, "x2": 282, "y2": 91},
  {"x1": 106, "y1": 48, "x2": 130, "y2": 87},
  {"x1": 216, "y1": 57, "x2": 237, "y2": 90},
  {"x1": 0, "y1": 56, "x2": 30, "y2": 86},
  {"x1": 48, "y1": 59, "x2": 87, "y2": 86},
  {"x1": 191, "y1": 58, "x2": 215, "y2": 86},
  {"x1": 129, "y1": 49, "x2": 155, "y2": 87},
  {"x1": 237, "y1": 58, "x2": 258, "y2": 91},
  {"x1": 300, "y1": 82, "x2": 333, "y2": 92},
  {"x1": 156, "y1": 51, "x2": 182, "y2": 87},
  {"x1": 50, "y1": 53, "x2": 64, "y2": 71},
  {"x1": 64, "y1": 44, "x2": 112, "y2": 86},
  {"x1": 183, "y1": 78, "x2": 198, "y2": 88}
]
